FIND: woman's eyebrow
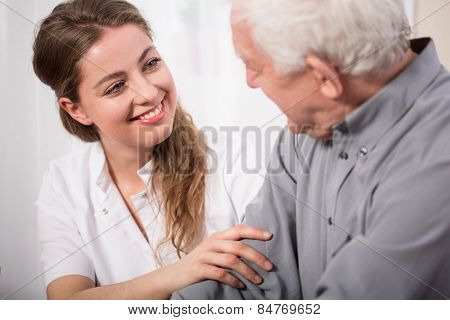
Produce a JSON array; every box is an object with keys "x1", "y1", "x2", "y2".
[
  {"x1": 138, "y1": 45, "x2": 155, "y2": 64},
  {"x1": 93, "y1": 71, "x2": 126, "y2": 90},
  {"x1": 93, "y1": 45, "x2": 156, "y2": 89}
]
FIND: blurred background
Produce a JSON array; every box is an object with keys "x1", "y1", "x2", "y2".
[{"x1": 0, "y1": 0, "x2": 448, "y2": 299}]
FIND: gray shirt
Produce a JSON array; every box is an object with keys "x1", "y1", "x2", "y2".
[{"x1": 173, "y1": 38, "x2": 450, "y2": 299}]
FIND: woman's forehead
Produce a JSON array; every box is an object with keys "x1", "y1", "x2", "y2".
[{"x1": 79, "y1": 24, "x2": 155, "y2": 82}]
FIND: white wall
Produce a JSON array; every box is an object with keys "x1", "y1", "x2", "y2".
[
  {"x1": 0, "y1": 0, "x2": 71, "y2": 300},
  {"x1": 413, "y1": 0, "x2": 450, "y2": 69},
  {"x1": 0, "y1": 0, "x2": 420, "y2": 299}
]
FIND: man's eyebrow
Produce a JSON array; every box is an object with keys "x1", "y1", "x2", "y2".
[{"x1": 93, "y1": 45, "x2": 156, "y2": 89}]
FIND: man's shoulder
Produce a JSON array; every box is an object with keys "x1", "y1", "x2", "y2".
[
  {"x1": 372, "y1": 81, "x2": 450, "y2": 193},
  {"x1": 378, "y1": 68, "x2": 450, "y2": 160},
  {"x1": 402, "y1": 71, "x2": 450, "y2": 159}
]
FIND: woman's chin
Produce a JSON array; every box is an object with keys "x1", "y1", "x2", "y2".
[{"x1": 137, "y1": 123, "x2": 174, "y2": 149}]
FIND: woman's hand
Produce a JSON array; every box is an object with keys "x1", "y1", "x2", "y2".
[{"x1": 170, "y1": 225, "x2": 273, "y2": 291}]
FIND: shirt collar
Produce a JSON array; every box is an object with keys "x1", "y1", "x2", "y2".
[
  {"x1": 90, "y1": 141, "x2": 153, "y2": 194},
  {"x1": 337, "y1": 38, "x2": 442, "y2": 151},
  {"x1": 136, "y1": 160, "x2": 153, "y2": 186}
]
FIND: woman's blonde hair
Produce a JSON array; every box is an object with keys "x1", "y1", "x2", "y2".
[{"x1": 32, "y1": 0, "x2": 208, "y2": 259}]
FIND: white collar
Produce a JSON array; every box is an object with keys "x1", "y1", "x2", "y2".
[{"x1": 90, "y1": 141, "x2": 153, "y2": 194}]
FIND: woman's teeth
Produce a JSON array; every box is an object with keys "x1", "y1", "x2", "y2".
[{"x1": 138, "y1": 104, "x2": 162, "y2": 120}]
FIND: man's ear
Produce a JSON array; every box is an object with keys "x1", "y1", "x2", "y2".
[
  {"x1": 58, "y1": 97, "x2": 94, "y2": 126},
  {"x1": 305, "y1": 55, "x2": 343, "y2": 99}
]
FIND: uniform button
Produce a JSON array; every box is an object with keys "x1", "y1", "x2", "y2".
[
  {"x1": 359, "y1": 147, "x2": 368, "y2": 157},
  {"x1": 339, "y1": 151, "x2": 349, "y2": 160},
  {"x1": 101, "y1": 208, "x2": 109, "y2": 215},
  {"x1": 328, "y1": 217, "x2": 333, "y2": 226}
]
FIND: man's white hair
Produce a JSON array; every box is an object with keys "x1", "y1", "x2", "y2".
[{"x1": 234, "y1": 0, "x2": 411, "y2": 76}]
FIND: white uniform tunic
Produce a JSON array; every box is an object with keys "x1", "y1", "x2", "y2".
[{"x1": 36, "y1": 135, "x2": 265, "y2": 288}]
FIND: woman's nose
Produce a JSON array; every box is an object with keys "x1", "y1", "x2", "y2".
[{"x1": 132, "y1": 76, "x2": 159, "y2": 105}]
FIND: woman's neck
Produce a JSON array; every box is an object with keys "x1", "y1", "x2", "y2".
[{"x1": 100, "y1": 138, "x2": 153, "y2": 194}]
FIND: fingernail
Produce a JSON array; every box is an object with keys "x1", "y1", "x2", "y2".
[
  {"x1": 239, "y1": 282, "x2": 245, "y2": 289},
  {"x1": 264, "y1": 231, "x2": 272, "y2": 238},
  {"x1": 264, "y1": 261, "x2": 273, "y2": 270},
  {"x1": 254, "y1": 275, "x2": 262, "y2": 283}
]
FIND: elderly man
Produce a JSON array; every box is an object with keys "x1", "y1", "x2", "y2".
[{"x1": 174, "y1": 0, "x2": 450, "y2": 299}]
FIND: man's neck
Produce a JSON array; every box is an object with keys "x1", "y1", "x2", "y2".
[{"x1": 342, "y1": 49, "x2": 418, "y2": 109}]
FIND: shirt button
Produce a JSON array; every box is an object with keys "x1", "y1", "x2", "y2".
[
  {"x1": 339, "y1": 151, "x2": 349, "y2": 160},
  {"x1": 328, "y1": 217, "x2": 333, "y2": 226},
  {"x1": 359, "y1": 147, "x2": 368, "y2": 157},
  {"x1": 101, "y1": 208, "x2": 109, "y2": 215}
]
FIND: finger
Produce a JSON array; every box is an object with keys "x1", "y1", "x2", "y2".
[
  {"x1": 211, "y1": 225, "x2": 272, "y2": 241},
  {"x1": 202, "y1": 253, "x2": 262, "y2": 285},
  {"x1": 201, "y1": 265, "x2": 245, "y2": 289},
  {"x1": 213, "y1": 240, "x2": 273, "y2": 271}
]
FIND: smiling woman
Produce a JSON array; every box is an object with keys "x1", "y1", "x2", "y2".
[{"x1": 31, "y1": 0, "x2": 271, "y2": 299}]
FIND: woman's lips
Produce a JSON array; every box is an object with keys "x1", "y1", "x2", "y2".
[{"x1": 130, "y1": 101, "x2": 166, "y2": 124}]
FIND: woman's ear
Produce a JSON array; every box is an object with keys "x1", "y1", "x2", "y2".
[
  {"x1": 58, "y1": 97, "x2": 94, "y2": 126},
  {"x1": 305, "y1": 55, "x2": 343, "y2": 99}
]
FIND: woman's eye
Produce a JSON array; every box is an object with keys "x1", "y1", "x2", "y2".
[
  {"x1": 105, "y1": 81, "x2": 125, "y2": 95},
  {"x1": 145, "y1": 57, "x2": 162, "y2": 70}
]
